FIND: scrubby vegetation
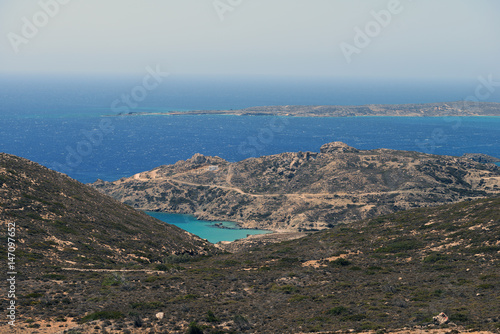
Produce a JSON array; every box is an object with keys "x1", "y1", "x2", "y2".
[
  {"x1": 0, "y1": 153, "x2": 499, "y2": 333},
  {"x1": 0, "y1": 153, "x2": 218, "y2": 272}
]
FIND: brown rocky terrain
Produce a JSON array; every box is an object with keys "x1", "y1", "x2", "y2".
[
  {"x1": 92, "y1": 142, "x2": 500, "y2": 231},
  {"x1": 216, "y1": 232, "x2": 308, "y2": 253},
  {"x1": 462, "y1": 153, "x2": 500, "y2": 164},
  {"x1": 0, "y1": 153, "x2": 217, "y2": 275},
  {"x1": 0, "y1": 153, "x2": 498, "y2": 333},
  {"x1": 2, "y1": 191, "x2": 498, "y2": 333}
]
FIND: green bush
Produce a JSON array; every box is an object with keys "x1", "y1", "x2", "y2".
[
  {"x1": 145, "y1": 275, "x2": 160, "y2": 283},
  {"x1": 101, "y1": 273, "x2": 126, "y2": 287},
  {"x1": 156, "y1": 263, "x2": 184, "y2": 271},
  {"x1": 81, "y1": 310, "x2": 124, "y2": 323},
  {"x1": 24, "y1": 292, "x2": 44, "y2": 298},
  {"x1": 130, "y1": 301, "x2": 164, "y2": 309},
  {"x1": 52, "y1": 220, "x2": 77, "y2": 234},
  {"x1": 156, "y1": 264, "x2": 169, "y2": 271},
  {"x1": 233, "y1": 315, "x2": 250, "y2": 330},
  {"x1": 289, "y1": 295, "x2": 308, "y2": 302},
  {"x1": 164, "y1": 254, "x2": 193, "y2": 264},
  {"x1": 206, "y1": 310, "x2": 219, "y2": 323},
  {"x1": 342, "y1": 314, "x2": 367, "y2": 321},
  {"x1": 271, "y1": 284, "x2": 299, "y2": 294},
  {"x1": 186, "y1": 322, "x2": 204, "y2": 334},
  {"x1": 330, "y1": 258, "x2": 351, "y2": 267},
  {"x1": 423, "y1": 253, "x2": 449, "y2": 263},
  {"x1": 327, "y1": 306, "x2": 349, "y2": 315},
  {"x1": 375, "y1": 238, "x2": 421, "y2": 253},
  {"x1": 411, "y1": 289, "x2": 443, "y2": 301},
  {"x1": 450, "y1": 313, "x2": 469, "y2": 323},
  {"x1": 42, "y1": 274, "x2": 66, "y2": 280},
  {"x1": 25, "y1": 212, "x2": 43, "y2": 220}
]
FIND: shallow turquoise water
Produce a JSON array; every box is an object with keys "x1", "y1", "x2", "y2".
[{"x1": 145, "y1": 212, "x2": 270, "y2": 243}]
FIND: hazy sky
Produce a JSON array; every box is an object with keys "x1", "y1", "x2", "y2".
[{"x1": 1, "y1": 0, "x2": 499, "y2": 80}]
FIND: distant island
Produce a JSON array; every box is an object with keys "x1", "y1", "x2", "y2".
[{"x1": 110, "y1": 101, "x2": 500, "y2": 117}]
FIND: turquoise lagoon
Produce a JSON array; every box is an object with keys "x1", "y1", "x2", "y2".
[{"x1": 145, "y1": 212, "x2": 270, "y2": 243}]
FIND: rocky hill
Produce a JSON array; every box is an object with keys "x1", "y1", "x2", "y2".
[
  {"x1": 0, "y1": 153, "x2": 216, "y2": 275},
  {"x1": 6, "y1": 195, "x2": 499, "y2": 333},
  {"x1": 93, "y1": 142, "x2": 500, "y2": 231},
  {"x1": 463, "y1": 153, "x2": 500, "y2": 164},
  {"x1": 0, "y1": 152, "x2": 498, "y2": 333}
]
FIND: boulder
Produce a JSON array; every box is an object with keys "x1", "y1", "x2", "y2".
[
  {"x1": 320, "y1": 142, "x2": 359, "y2": 154},
  {"x1": 188, "y1": 153, "x2": 209, "y2": 164},
  {"x1": 433, "y1": 312, "x2": 449, "y2": 325}
]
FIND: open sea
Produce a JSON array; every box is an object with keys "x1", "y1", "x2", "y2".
[{"x1": 1, "y1": 75, "x2": 499, "y2": 241}]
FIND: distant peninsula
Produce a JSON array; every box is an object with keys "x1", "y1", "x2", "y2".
[
  {"x1": 92, "y1": 142, "x2": 500, "y2": 232},
  {"x1": 110, "y1": 101, "x2": 500, "y2": 117}
]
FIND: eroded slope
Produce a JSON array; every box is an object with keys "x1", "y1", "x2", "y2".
[{"x1": 94, "y1": 142, "x2": 500, "y2": 231}]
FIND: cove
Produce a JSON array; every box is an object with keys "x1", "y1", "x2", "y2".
[{"x1": 145, "y1": 212, "x2": 271, "y2": 243}]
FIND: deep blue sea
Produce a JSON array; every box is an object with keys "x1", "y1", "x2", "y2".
[
  {"x1": 1, "y1": 75, "x2": 499, "y2": 241},
  {"x1": 1, "y1": 114, "x2": 498, "y2": 184}
]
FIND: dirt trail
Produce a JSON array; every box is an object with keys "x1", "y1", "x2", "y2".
[
  {"x1": 225, "y1": 165, "x2": 234, "y2": 186},
  {"x1": 129, "y1": 166, "x2": 460, "y2": 202},
  {"x1": 62, "y1": 268, "x2": 163, "y2": 274},
  {"x1": 167, "y1": 178, "x2": 249, "y2": 195},
  {"x1": 165, "y1": 177, "x2": 416, "y2": 199}
]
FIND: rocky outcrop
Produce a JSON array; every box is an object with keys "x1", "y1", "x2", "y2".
[
  {"x1": 92, "y1": 143, "x2": 500, "y2": 231},
  {"x1": 320, "y1": 142, "x2": 359, "y2": 154},
  {"x1": 462, "y1": 153, "x2": 500, "y2": 164},
  {"x1": 433, "y1": 313, "x2": 450, "y2": 325}
]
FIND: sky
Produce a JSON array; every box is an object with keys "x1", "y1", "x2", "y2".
[{"x1": 0, "y1": 0, "x2": 499, "y2": 81}]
